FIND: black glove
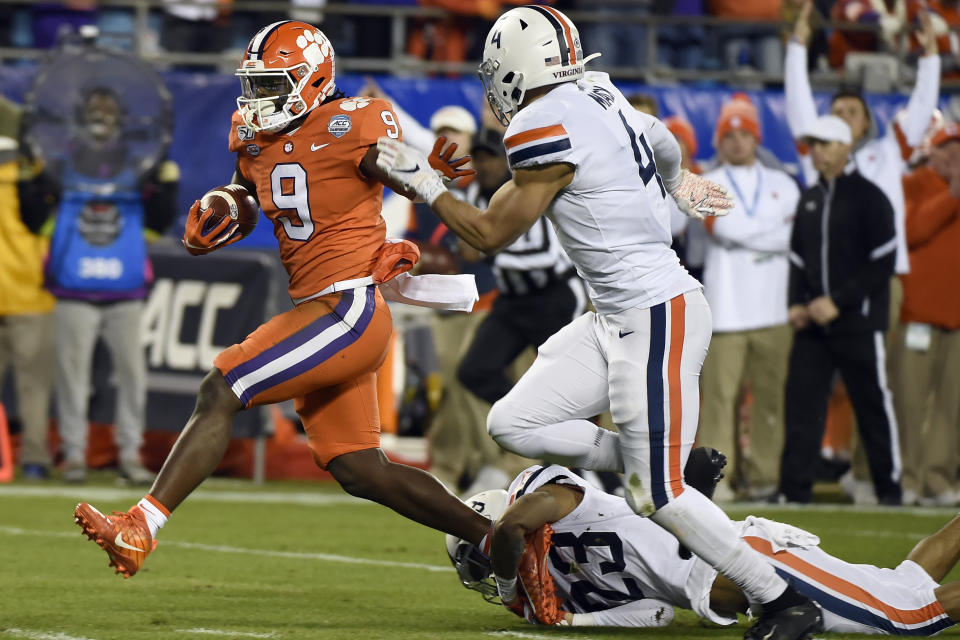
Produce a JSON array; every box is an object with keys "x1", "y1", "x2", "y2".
[
  {"x1": 683, "y1": 446, "x2": 727, "y2": 500},
  {"x1": 678, "y1": 447, "x2": 728, "y2": 560}
]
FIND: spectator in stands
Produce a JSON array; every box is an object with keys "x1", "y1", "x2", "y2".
[
  {"x1": 160, "y1": 0, "x2": 232, "y2": 68},
  {"x1": 827, "y1": 0, "x2": 906, "y2": 69},
  {"x1": 698, "y1": 98, "x2": 800, "y2": 502},
  {"x1": 0, "y1": 97, "x2": 56, "y2": 481},
  {"x1": 408, "y1": 1, "x2": 549, "y2": 67},
  {"x1": 570, "y1": 0, "x2": 648, "y2": 68},
  {"x1": 707, "y1": 0, "x2": 783, "y2": 75},
  {"x1": 777, "y1": 115, "x2": 901, "y2": 506},
  {"x1": 893, "y1": 122, "x2": 960, "y2": 506},
  {"x1": 18, "y1": 86, "x2": 179, "y2": 485},
  {"x1": 31, "y1": 1, "x2": 97, "y2": 49},
  {"x1": 657, "y1": 0, "x2": 708, "y2": 71},
  {"x1": 907, "y1": 0, "x2": 960, "y2": 76},
  {"x1": 627, "y1": 92, "x2": 660, "y2": 117},
  {"x1": 455, "y1": 128, "x2": 585, "y2": 491}
]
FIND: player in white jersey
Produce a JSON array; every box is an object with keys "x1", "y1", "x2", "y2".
[
  {"x1": 447, "y1": 463, "x2": 960, "y2": 635},
  {"x1": 375, "y1": 6, "x2": 822, "y2": 640}
]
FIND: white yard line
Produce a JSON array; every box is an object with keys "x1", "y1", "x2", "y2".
[
  {"x1": 0, "y1": 526, "x2": 453, "y2": 573},
  {"x1": 176, "y1": 629, "x2": 277, "y2": 638},
  {"x1": 1, "y1": 630, "x2": 97, "y2": 640},
  {"x1": 0, "y1": 485, "x2": 365, "y2": 507},
  {"x1": 486, "y1": 631, "x2": 583, "y2": 640},
  {"x1": 727, "y1": 502, "x2": 958, "y2": 517}
]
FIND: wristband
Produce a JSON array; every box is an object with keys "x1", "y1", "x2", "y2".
[
  {"x1": 495, "y1": 575, "x2": 518, "y2": 603},
  {"x1": 416, "y1": 171, "x2": 447, "y2": 206}
]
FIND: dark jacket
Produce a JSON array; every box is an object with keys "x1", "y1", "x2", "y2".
[{"x1": 788, "y1": 168, "x2": 896, "y2": 334}]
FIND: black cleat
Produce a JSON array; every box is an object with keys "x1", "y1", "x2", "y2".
[{"x1": 744, "y1": 600, "x2": 823, "y2": 640}]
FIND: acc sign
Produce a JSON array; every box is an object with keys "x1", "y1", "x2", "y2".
[{"x1": 142, "y1": 279, "x2": 241, "y2": 371}]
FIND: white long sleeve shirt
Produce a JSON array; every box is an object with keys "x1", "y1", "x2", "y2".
[
  {"x1": 784, "y1": 40, "x2": 940, "y2": 275},
  {"x1": 702, "y1": 163, "x2": 800, "y2": 331},
  {"x1": 387, "y1": 100, "x2": 436, "y2": 156}
]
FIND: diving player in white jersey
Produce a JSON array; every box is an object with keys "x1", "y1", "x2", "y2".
[
  {"x1": 446, "y1": 465, "x2": 960, "y2": 635},
  {"x1": 375, "y1": 6, "x2": 820, "y2": 640}
]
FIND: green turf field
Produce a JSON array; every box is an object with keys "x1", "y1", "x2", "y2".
[{"x1": 1, "y1": 475, "x2": 958, "y2": 640}]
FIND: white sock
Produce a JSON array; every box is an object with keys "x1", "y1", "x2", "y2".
[
  {"x1": 493, "y1": 420, "x2": 623, "y2": 471},
  {"x1": 137, "y1": 496, "x2": 169, "y2": 539},
  {"x1": 585, "y1": 427, "x2": 623, "y2": 472},
  {"x1": 651, "y1": 489, "x2": 787, "y2": 604}
]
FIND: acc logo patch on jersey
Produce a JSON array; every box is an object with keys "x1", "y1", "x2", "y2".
[
  {"x1": 328, "y1": 114, "x2": 352, "y2": 138},
  {"x1": 246, "y1": 143, "x2": 261, "y2": 157},
  {"x1": 284, "y1": 141, "x2": 294, "y2": 154},
  {"x1": 237, "y1": 125, "x2": 255, "y2": 141}
]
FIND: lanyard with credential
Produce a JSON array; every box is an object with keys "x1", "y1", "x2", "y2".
[{"x1": 723, "y1": 165, "x2": 762, "y2": 218}]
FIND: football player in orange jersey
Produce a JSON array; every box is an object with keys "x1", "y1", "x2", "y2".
[{"x1": 73, "y1": 20, "x2": 492, "y2": 579}]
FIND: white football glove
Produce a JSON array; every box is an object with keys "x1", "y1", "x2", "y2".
[
  {"x1": 376, "y1": 137, "x2": 448, "y2": 205},
  {"x1": 669, "y1": 169, "x2": 734, "y2": 221}
]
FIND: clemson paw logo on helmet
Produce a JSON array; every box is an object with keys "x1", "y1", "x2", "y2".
[{"x1": 296, "y1": 29, "x2": 331, "y2": 67}]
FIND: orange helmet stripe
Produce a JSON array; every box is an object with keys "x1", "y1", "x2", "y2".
[{"x1": 541, "y1": 5, "x2": 577, "y2": 65}]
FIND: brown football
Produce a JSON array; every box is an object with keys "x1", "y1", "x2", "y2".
[{"x1": 199, "y1": 183, "x2": 259, "y2": 238}]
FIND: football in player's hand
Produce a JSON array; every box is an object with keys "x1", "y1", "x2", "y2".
[{"x1": 200, "y1": 184, "x2": 260, "y2": 238}]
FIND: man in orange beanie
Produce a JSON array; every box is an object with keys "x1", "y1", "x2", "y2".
[{"x1": 698, "y1": 97, "x2": 800, "y2": 502}]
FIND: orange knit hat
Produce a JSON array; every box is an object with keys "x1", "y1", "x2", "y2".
[
  {"x1": 714, "y1": 96, "x2": 761, "y2": 146},
  {"x1": 664, "y1": 115, "x2": 698, "y2": 158}
]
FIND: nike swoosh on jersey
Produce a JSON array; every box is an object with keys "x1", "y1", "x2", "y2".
[
  {"x1": 114, "y1": 532, "x2": 146, "y2": 553},
  {"x1": 311, "y1": 143, "x2": 330, "y2": 151},
  {"x1": 619, "y1": 329, "x2": 634, "y2": 338}
]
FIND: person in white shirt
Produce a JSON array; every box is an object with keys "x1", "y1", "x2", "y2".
[
  {"x1": 375, "y1": 6, "x2": 823, "y2": 640},
  {"x1": 698, "y1": 97, "x2": 801, "y2": 502}
]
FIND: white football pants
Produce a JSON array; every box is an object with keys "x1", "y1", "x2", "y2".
[
  {"x1": 487, "y1": 288, "x2": 789, "y2": 604},
  {"x1": 487, "y1": 288, "x2": 709, "y2": 509}
]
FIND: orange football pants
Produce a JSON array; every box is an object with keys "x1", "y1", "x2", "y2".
[{"x1": 215, "y1": 286, "x2": 392, "y2": 468}]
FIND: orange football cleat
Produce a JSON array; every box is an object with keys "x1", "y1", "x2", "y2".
[{"x1": 74, "y1": 503, "x2": 156, "y2": 578}]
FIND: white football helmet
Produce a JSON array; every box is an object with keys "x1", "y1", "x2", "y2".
[
  {"x1": 478, "y1": 5, "x2": 600, "y2": 125},
  {"x1": 444, "y1": 489, "x2": 508, "y2": 602}
]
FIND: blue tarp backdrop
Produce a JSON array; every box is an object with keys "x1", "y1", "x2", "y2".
[{"x1": 0, "y1": 64, "x2": 950, "y2": 249}]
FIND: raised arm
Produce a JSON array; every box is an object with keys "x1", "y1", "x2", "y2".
[
  {"x1": 784, "y1": 2, "x2": 820, "y2": 140},
  {"x1": 898, "y1": 11, "x2": 941, "y2": 146}
]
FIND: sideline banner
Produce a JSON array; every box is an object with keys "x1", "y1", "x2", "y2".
[{"x1": 143, "y1": 244, "x2": 275, "y2": 437}]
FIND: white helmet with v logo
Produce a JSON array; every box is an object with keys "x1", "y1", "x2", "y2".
[{"x1": 478, "y1": 5, "x2": 600, "y2": 126}]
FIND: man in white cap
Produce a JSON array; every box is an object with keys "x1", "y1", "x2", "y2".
[
  {"x1": 776, "y1": 115, "x2": 901, "y2": 506},
  {"x1": 787, "y1": 2, "x2": 939, "y2": 284}
]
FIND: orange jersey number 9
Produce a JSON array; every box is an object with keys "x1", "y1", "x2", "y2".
[
  {"x1": 271, "y1": 163, "x2": 314, "y2": 241},
  {"x1": 381, "y1": 111, "x2": 400, "y2": 139}
]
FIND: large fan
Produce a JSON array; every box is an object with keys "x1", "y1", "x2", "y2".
[{"x1": 21, "y1": 34, "x2": 173, "y2": 182}]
